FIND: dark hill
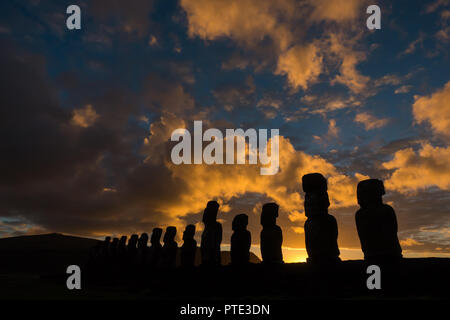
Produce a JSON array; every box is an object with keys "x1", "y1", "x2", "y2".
[
  {"x1": 0, "y1": 233, "x2": 260, "y2": 274},
  {"x1": 0, "y1": 233, "x2": 98, "y2": 274}
]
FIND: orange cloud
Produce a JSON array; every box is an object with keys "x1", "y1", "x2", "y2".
[
  {"x1": 330, "y1": 37, "x2": 369, "y2": 93},
  {"x1": 275, "y1": 43, "x2": 323, "y2": 90},
  {"x1": 383, "y1": 143, "x2": 450, "y2": 193},
  {"x1": 180, "y1": 0, "x2": 370, "y2": 94},
  {"x1": 71, "y1": 104, "x2": 99, "y2": 128},
  {"x1": 400, "y1": 238, "x2": 424, "y2": 247},
  {"x1": 354, "y1": 112, "x2": 389, "y2": 130},
  {"x1": 308, "y1": 0, "x2": 365, "y2": 22},
  {"x1": 180, "y1": 0, "x2": 295, "y2": 51},
  {"x1": 413, "y1": 81, "x2": 450, "y2": 138},
  {"x1": 140, "y1": 116, "x2": 367, "y2": 231}
]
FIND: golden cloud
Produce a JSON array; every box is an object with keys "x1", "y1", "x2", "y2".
[
  {"x1": 383, "y1": 143, "x2": 450, "y2": 193},
  {"x1": 71, "y1": 104, "x2": 99, "y2": 128},
  {"x1": 400, "y1": 238, "x2": 424, "y2": 247},
  {"x1": 180, "y1": 0, "x2": 370, "y2": 94},
  {"x1": 329, "y1": 33, "x2": 369, "y2": 94},
  {"x1": 413, "y1": 81, "x2": 450, "y2": 138},
  {"x1": 308, "y1": 0, "x2": 365, "y2": 22},
  {"x1": 275, "y1": 43, "x2": 323, "y2": 90},
  {"x1": 140, "y1": 116, "x2": 367, "y2": 232},
  {"x1": 180, "y1": 0, "x2": 295, "y2": 51},
  {"x1": 354, "y1": 112, "x2": 389, "y2": 130}
]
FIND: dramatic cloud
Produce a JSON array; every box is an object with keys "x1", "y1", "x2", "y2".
[
  {"x1": 1, "y1": 0, "x2": 448, "y2": 258},
  {"x1": 180, "y1": 0, "x2": 296, "y2": 51},
  {"x1": 329, "y1": 33, "x2": 370, "y2": 94},
  {"x1": 413, "y1": 81, "x2": 450, "y2": 138},
  {"x1": 383, "y1": 143, "x2": 450, "y2": 193},
  {"x1": 180, "y1": 0, "x2": 370, "y2": 94},
  {"x1": 275, "y1": 43, "x2": 323, "y2": 90}
]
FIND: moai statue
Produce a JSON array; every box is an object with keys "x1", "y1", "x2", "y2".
[
  {"x1": 101, "y1": 236, "x2": 111, "y2": 258},
  {"x1": 108, "y1": 237, "x2": 119, "y2": 258},
  {"x1": 127, "y1": 234, "x2": 139, "y2": 261},
  {"x1": 162, "y1": 226, "x2": 178, "y2": 269},
  {"x1": 302, "y1": 173, "x2": 340, "y2": 264},
  {"x1": 181, "y1": 224, "x2": 197, "y2": 267},
  {"x1": 117, "y1": 236, "x2": 127, "y2": 257},
  {"x1": 136, "y1": 233, "x2": 149, "y2": 265},
  {"x1": 149, "y1": 228, "x2": 163, "y2": 268},
  {"x1": 88, "y1": 240, "x2": 102, "y2": 268},
  {"x1": 260, "y1": 203, "x2": 283, "y2": 264},
  {"x1": 200, "y1": 201, "x2": 223, "y2": 266},
  {"x1": 355, "y1": 179, "x2": 402, "y2": 263},
  {"x1": 231, "y1": 214, "x2": 251, "y2": 265}
]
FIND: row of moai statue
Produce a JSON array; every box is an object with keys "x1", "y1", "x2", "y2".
[
  {"x1": 91, "y1": 173, "x2": 402, "y2": 269},
  {"x1": 302, "y1": 173, "x2": 402, "y2": 264}
]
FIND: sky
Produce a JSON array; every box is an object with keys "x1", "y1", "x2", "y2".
[{"x1": 0, "y1": 0, "x2": 449, "y2": 262}]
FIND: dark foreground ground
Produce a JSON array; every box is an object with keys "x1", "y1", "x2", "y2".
[{"x1": 0, "y1": 233, "x2": 448, "y2": 300}]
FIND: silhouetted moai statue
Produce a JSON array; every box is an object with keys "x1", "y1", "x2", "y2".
[
  {"x1": 260, "y1": 203, "x2": 283, "y2": 264},
  {"x1": 181, "y1": 224, "x2": 197, "y2": 267},
  {"x1": 101, "y1": 236, "x2": 111, "y2": 258},
  {"x1": 231, "y1": 214, "x2": 251, "y2": 265},
  {"x1": 302, "y1": 173, "x2": 340, "y2": 264},
  {"x1": 201, "y1": 201, "x2": 222, "y2": 266},
  {"x1": 108, "y1": 237, "x2": 119, "y2": 258},
  {"x1": 136, "y1": 233, "x2": 149, "y2": 265},
  {"x1": 88, "y1": 240, "x2": 102, "y2": 270},
  {"x1": 149, "y1": 228, "x2": 163, "y2": 268},
  {"x1": 355, "y1": 179, "x2": 402, "y2": 263},
  {"x1": 162, "y1": 226, "x2": 178, "y2": 269},
  {"x1": 127, "y1": 234, "x2": 139, "y2": 262},
  {"x1": 118, "y1": 236, "x2": 127, "y2": 256}
]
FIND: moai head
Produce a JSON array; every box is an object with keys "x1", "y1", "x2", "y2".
[
  {"x1": 128, "y1": 234, "x2": 139, "y2": 248},
  {"x1": 118, "y1": 236, "x2": 127, "y2": 248},
  {"x1": 232, "y1": 214, "x2": 248, "y2": 231},
  {"x1": 183, "y1": 224, "x2": 196, "y2": 241},
  {"x1": 151, "y1": 227, "x2": 163, "y2": 246},
  {"x1": 302, "y1": 173, "x2": 327, "y2": 193},
  {"x1": 103, "y1": 236, "x2": 111, "y2": 246},
  {"x1": 357, "y1": 179, "x2": 385, "y2": 208},
  {"x1": 302, "y1": 173, "x2": 330, "y2": 217},
  {"x1": 138, "y1": 233, "x2": 149, "y2": 248},
  {"x1": 202, "y1": 201, "x2": 219, "y2": 226},
  {"x1": 111, "y1": 237, "x2": 119, "y2": 247},
  {"x1": 163, "y1": 226, "x2": 177, "y2": 243},
  {"x1": 261, "y1": 202, "x2": 279, "y2": 227}
]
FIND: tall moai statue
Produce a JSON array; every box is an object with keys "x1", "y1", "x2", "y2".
[
  {"x1": 200, "y1": 200, "x2": 223, "y2": 266},
  {"x1": 355, "y1": 179, "x2": 402, "y2": 263},
  {"x1": 127, "y1": 234, "x2": 139, "y2": 262},
  {"x1": 108, "y1": 237, "x2": 119, "y2": 258},
  {"x1": 101, "y1": 236, "x2": 111, "y2": 258},
  {"x1": 302, "y1": 173, "x2": 340, "y2": 264},
  {"x1": 149, "y1": 228, "x2": 163, "y2": 268},
  {"x1": 231, "y1": 214, "x2": 251, "y2": 265},
  {"x1": 137, "y1": 233, "x2": 149, "y2": 265},
  {"x1": 181, "y1": 224, "x2": 197, "y2": 267},
  {"x1": 162, "y1": 226, "x2": 178, "y2": 269},
  {"x1": 260, "y1": 203, "x2": 283, "y2": 264},
  {"x1": 117, "y1": 236, "x2": 127, "y2": 256}
]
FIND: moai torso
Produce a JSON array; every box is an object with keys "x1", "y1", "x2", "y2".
[
  {"x1": 260, "y1": 203, "x2": 283, "y2": 264},
  {"x1": 231, "y1": 213, "x2": 251, "y2": 265}
]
